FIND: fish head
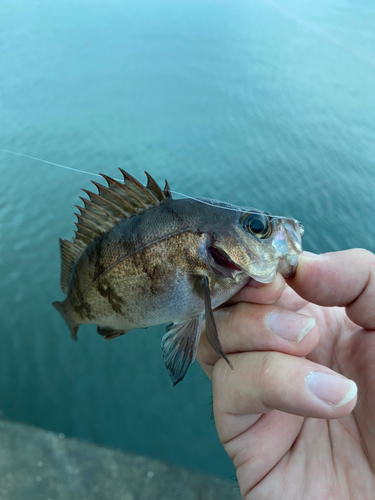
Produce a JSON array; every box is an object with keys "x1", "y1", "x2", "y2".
[{"x1": 208, "y1": 205, "x2": 304, "y2": 283}]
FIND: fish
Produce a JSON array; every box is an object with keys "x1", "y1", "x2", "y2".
[{"x1": 53, "y1": 170, "x2": 304, "y2": 385}]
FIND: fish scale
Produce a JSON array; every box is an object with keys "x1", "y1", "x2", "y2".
[{"x1": 53, "y1": 170, "x2": 304, "y2": 385}]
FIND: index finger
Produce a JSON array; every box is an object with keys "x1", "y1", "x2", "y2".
[{"x1": 288, "y1": 249, "x2": 375, "y2": 330}]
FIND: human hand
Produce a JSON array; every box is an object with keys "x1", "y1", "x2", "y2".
[{"x1": 197, "y1": 250, "x2": 375, "y2": 499}]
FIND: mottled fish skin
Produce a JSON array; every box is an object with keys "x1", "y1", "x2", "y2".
[
  {"x1": 66, "y1": 230, "x2": 247, "y2": 329},
  {"x1": 53, "y1": 172, "x2": 304, "y2": 384}
]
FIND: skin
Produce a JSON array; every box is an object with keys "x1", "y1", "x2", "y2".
[{"x1": 197, "y1": 249, "x2": 375, "y2": 500}]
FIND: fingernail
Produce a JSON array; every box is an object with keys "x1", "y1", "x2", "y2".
[
  {"x1": 306, "y1": 371, "x2": 357, "y2": 407},
  {"x1": 246, "y1": 278, "x2": 268, "y2": 288},
  {"x1": 214, "y1": 309, "x2": 231, "y2": 321},
  {"x1": 246, "y1": 273, "x2": 283, "y2": 288},
  {"x1": 267, "y1": 312, "x2": 315, "y2": 342},
  {"x1": 302, "y1": 251, "x2": 322, "y2": 258}
]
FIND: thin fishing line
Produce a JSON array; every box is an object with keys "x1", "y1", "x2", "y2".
[
  {"x1": 0, "y1": 148, "x2": 294, "y2": 220},
  {"x1": 260, "y1": 0, "x2": 375, "y2": 67},
  {"x1": 1, "y1": 149, "x2": 104, "y2": 178},
  {"x1": 0, "y1": 148, "x2": 227, "y2": 209}
]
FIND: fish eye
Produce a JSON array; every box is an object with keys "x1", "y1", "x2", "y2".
[
  {"x1": 242, "y1": 213, "x2": 271, "y2": 239},
  {"x1": 297, "y1": 222, "x2": 305, "y2": 236}
]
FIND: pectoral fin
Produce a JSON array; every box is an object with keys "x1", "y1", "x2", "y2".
[
  {"x1": 161, "y1": 316, "x2": 203, "y2": 385},
  {"x1": 197, "y1": 275, "x2": 233, "y2": 371}
]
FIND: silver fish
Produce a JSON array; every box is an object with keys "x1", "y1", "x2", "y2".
[{"x1": 53, "y1": 170, "x2": 303, "y2": 384}]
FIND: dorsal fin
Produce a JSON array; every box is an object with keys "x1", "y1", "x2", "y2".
[
  {"x1": 163, "y1": 179, "x2": 172, "y2": 199},
  {"x1": 74, "y1": 170, "x2": 171, "y2": 246},
  {"x1": 145, "y1": 172, "x2": 165, "y2": 201},
  {"x1": 60, "y1": 170, "x2": 172, "y2": 292},
  {"x1": 118, "y1": 169, "x2": 160, "y2": 207}
]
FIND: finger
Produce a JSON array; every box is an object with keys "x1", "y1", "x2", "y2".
[
  {"x1": 197, "y1": 303, "x2": 320, "y2": 378},
  {"x1": 212, "y1": 354, "x2": 357, "y2": 494},
  {"x1": 224, "y1": 273, "x2": 286, "y2": 306},
  {"x1": 274, "y1": 283, "x2": 309, "y2": 311},
  {"x1": 289, "y1": 249, "x2": 375, "y2": 329},
  {"x1": 219, "y1": 410, "x2": 304, "y2": 497},
  {"x1": 212, "y1": 352, "x2": 358, "y2": 429},
  {"x1": 345, "y1": 328, "x2": 375, "y2": 468}
]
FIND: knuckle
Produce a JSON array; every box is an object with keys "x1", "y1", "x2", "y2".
[
  {"x1": 212, "y1": 357, "x2": 233, "y2": 386},
  {"x1": 349, "y1": 249, "x2": 375, "y2": 274},
  {"x1": 354, "y1": 248, "x2": 375, "y2": 263},
  {"x1": 257, "y1": 351, "x2": 283, "y2": 387},
  {"x1": 227, "y1": 302, "x2": 246, "y2": 333}
]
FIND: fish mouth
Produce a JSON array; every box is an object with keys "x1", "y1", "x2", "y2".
[
  {"x1": 208, "y1": 246, "x2": 243, "y2": 278},
  {"x1": 248, "y1": 255, "x2": 299, "y2": 283},
  {"x1": 277, "y1": 254, "x2": 299, "y2": 279},
  {"x1": 207, "y1": 245, "x2": 299, "y2": 282}
]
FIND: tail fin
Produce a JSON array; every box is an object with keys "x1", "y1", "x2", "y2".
[{"x1": 52, "y1": 300, "x2": 80, "y2": 341}]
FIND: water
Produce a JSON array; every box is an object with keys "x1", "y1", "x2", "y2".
[{"x1": 0, "y1": 0, "x2": 374, "y2": 479}]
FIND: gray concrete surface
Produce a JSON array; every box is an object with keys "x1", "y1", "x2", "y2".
[{"x1": 0, "y1": 420, "x2": 240, "y2": 499}]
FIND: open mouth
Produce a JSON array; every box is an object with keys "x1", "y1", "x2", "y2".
[{"x1": 208, "y1": 246, "x2": 243, "y2": 278}]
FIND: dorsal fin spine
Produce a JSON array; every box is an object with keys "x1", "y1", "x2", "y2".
[
  {"x1": 81, "y1": 189, "x2": 127, "y2": 219},
  {"x1": 75, "y1": 205, "x2": 113, "y2": 229},
  {"x1": 145, "y1": 172, "x2": 165, "y2": 201},
  {"x1": 164, "y1": 179, "x2": 172, "y2": 198},
  {"x1": 91, "y1": 181, "x2": 135, "y2": 214},
  {"x1": 74, "y1": 222, "x2": 99, "y2": 240},
  {"x1": 99, "y1": 174, "x2": 143, "y2": 210},
  {"x1": 79, "y1": 196, "x2": 113, "y2": 216},
  {"x1": 78, "y1": 196, "x2": 120, "y2": 225},
  {"x1": 75, "y1": 205, "x2": 104, "y2": 223},
  {"x1": 61, "y1": 170, "x2": 171, "y2": 295},
  {"x1": 119, "y1": 169, "x2": 160, "y2": 205},
  {"x1": 75, "y1": 213, "x2": 103, "y2": 233}
]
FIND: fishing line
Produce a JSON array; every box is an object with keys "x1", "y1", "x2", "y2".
[
  {"x1": 0, "y1": 148, "x2": 295, "y2": 221},
  {"x1": 0, "y1": 149, "x2": 105, "y2": 178},
  {"x1": 260, "y1": 0, "x2": 375, "y2": 67}
]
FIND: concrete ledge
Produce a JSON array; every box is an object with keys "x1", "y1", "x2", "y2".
[{"x1": 0, "y1": 420, "x2": 240, "y2": 500}]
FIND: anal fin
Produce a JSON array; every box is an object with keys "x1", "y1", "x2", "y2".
[
  {"x1": 161, "y1": 316, "x2": 203, "y2": 385},
  {"x1": 97, "y1": 326, "x2": 128, "y2": 340}
]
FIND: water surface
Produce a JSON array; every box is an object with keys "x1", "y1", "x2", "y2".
[{"x1": 0, "y1": 0, "x2": 374, "y2": 478}]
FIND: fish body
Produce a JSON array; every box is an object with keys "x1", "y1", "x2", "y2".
[{"x1": 53, "y1": 171, "x2": 303, "y2": 384}]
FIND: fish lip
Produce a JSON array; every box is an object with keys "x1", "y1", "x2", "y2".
[
  {"x1": 277, "y1": 254, "x2": 299, "y2": 279},
  {"x1": 210, "y1": 245, "x2": 278, "y2": 282},
  {"x1": 244, "y1": 255, "x2": 298, "y2": 283},
  {"x1": 272, "y1": 219, "x2": 303, "y2": 256},
  {"x1": 246, "y1": 272, "x2": 275, "y2": 284}
]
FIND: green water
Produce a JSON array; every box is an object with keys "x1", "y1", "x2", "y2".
[{"x1": 1, "y1": 0, "x2": 374, "y2": 478}]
